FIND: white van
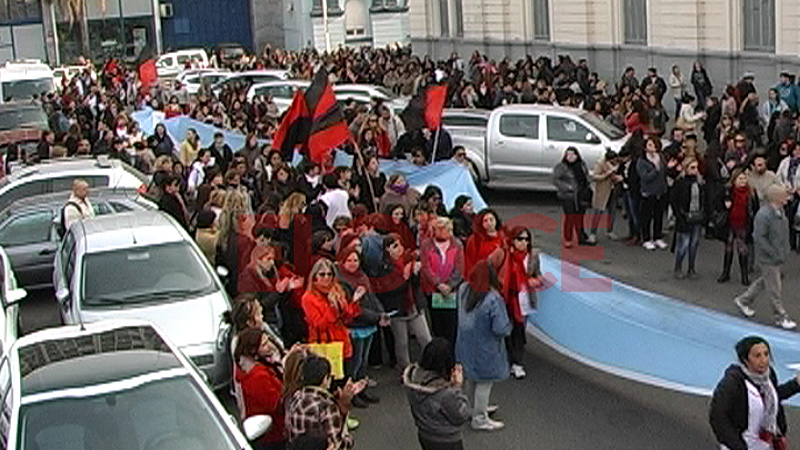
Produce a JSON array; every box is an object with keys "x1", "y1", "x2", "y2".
[
  {"x1": 156, "y1": 49, "x2": 209, "y2": 79},
  {"x1": 0, "y1": 60, "x2": 54, "y2": 102}
]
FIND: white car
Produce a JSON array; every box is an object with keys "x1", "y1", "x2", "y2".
[
  {"x1": 0, "y1": 156, "x2": 149, "y2": 212},
  {"x1": 333, "y1": 83, "x2": 409, "y2": 111},
  {"x1": 211, "y1": 70, "x2": 290, "y2": 96},
  {"x1": 53, "y1": 211, "x2": 232, "y2": 389},
  {"x1": 246, "y1": 80, "x2": 310, "y2": 113},
  {"x1": 177, "y1": 69, "x2": 230, "y2": 95},
  {"x1": 0, "y1": 61, "x2": 54, "y2": 102},
  {"x1": 0, "y1": 246, "x2": 25, "y2": 352},
  {"x1": 156, "y1": 49, "x2": 210, "y2": 79},
  {"x1": 1, "y1": 319, "x2": 270, "y2": 450}
]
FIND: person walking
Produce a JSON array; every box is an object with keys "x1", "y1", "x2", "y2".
[
  {"x1": 455, "y1": 259, "x2": 511, "y2": 432},
  {"x1": 710, "y1": 336, "x2": 800, "y2": 450},
  {"x1": 553, "y1": 147, "x2": 592, "y2": 248},
  {"x1": 403, "y1": 338, "x2": 471, "y2": 450},
  {"x1": 733, "y1": 185, "x2": 796, "y2": 329},
  {"x1": 717, "y1": 169, "x2": 759, "y2": 285},
  {"x1": 637, "y1": 137, "x2": 670, "y2": 251},
  {"x1": 671, "y1": 159, "x2": 706, "y2": 278}
]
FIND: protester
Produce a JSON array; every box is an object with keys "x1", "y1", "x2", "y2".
[
  {"x1": 717, "y1": 169, "x2": 759, "y2": 285},
  {"x1": 553, "y1": 147, "x2": 591, "y2": 247},
  {"x1": 671, "y1": 159, "x2": 706, "y2": 278},
  {"x1": 62, "y1": 179, "x2": 95, "y2": 232},
  {"x1": 420, "y1": 217, "x2": 464, "y2": 348},
  {"x1": 638, "y1": 136, "x2": 670, "y2": 251}
]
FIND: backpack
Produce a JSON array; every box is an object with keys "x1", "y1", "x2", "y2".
[{"x1": 58, "y1": 201, "x2": 81, "y2": 238}]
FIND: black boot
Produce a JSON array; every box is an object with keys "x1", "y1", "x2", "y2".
[
  {"x1": 718, "y1": 251, "x2": 732, "y2": 283},
  {"x1": 739, "y1": 254, "x2": 750, "y2": 286}
]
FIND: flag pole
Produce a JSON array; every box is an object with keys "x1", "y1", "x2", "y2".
[
  {"x1": 430, "y1": 127, "x2": 440, "y2": 164},
  {"x1": 352, "y1": 138, "x2": 378, "y2": 213}
]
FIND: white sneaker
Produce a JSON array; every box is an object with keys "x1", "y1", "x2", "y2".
[
  {"x1": 471, "y1": 416, "x2": 505, "y2": 431},
  {"x1": 734, "y1": 298, "x2": 756, "y2": 318},
  {"x1": 777, "y1": 318, "x2": 797, "y2": 330},
  {"x1": 586, "y1": 234, "x2": 597, "y2": 245},
  {"x1": 607, "y1": 232, "x2": 619, "y2": 241},
  {"x1": 654, "y1": 239, "x2": 669, "y2": 249},
  {"x1": 510, "y1": 364, "x2": 526, "y2": 379},
  {"x1": 642, "y1": 241, "x2": 656, "y2": 251},
  {"x1": 487, "y1": 405, "x2": 499, "y2": 415}
]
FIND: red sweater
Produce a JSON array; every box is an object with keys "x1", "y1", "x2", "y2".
[
  {"x1": 301, "y1": 290, "x2": 361, "y2": 358},
  {"x1": 465, "y1": 232, "x2": 504, "y2": 276},
  {"x1": 729, "y1": 186, "x2": 750, "y2": 231},
  {"x1": 235, "y1": 363, "x2": 286, "y2": 444}
]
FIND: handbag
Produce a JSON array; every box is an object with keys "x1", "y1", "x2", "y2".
[
  {"x1": 709, "y1": 209, "x2": 729, "y2": 241},
  {"x1": 431, "y1": 292, "x2": 457, "y2": 310},
  {"x1": 307, "y1": 329, "x2": 345, "y2": 380}
]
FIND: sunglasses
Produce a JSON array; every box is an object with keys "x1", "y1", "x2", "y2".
[
  {"x1": 316, "y1": 272, "x2": 334, "y2": 278},
  {"x1": 515, "y1": 236, "x2": 530, "y2": 242}
]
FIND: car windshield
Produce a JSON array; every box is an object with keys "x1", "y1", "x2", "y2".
[
  {"x1": 17, "y1": 374, "x2": 240, "y2": 450},
  {"x1": 82, "y1": 242, "x2": 216, "y2": 307},
  {"x1": 580, "y1": 112, "x2": 626, "y2": 140},
  {"x1": 2, "y1": 78, "x2": 54, "y2": 101},
  {"x1": 0, "y1": 107, "x2": 48, "y2": 131}
]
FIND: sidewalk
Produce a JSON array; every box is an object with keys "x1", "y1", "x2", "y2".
[{"x1": 485, "y1": 190, "x2": 800, "y2": 330}]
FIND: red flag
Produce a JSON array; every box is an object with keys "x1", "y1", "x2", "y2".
[
  {"x1": 138, "y1": 60, "x2": 157, "y2": 92},
  {"x1": 272, "y1": 91, "x2": 310, "y2": 159},
  {"x1": 305, "y1": 68, "x2": 350, "y2": 166},
  {"x1": 424, "y1": 84, "x2": 447, "y2": 130}
]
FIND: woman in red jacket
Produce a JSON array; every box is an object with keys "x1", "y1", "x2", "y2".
[
  {"x1": 301, "y1": 258, "x2": 361, "y2": 359},
  {"x1": 234, "y1": 327, "x2": 287, "y2": 450},
  {"x1": 464, "y1": 209, "x2": 504, "y2": 277}
]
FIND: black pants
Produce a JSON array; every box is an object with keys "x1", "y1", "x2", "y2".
[
  {"x1": 640, "y1": 194, "x2": 666, "y2": 241},
  {"x1": 368, "y1": 325, "x2": 397, "y2": 367},
  {"x1": 505, "y1": 321, "x2": 526, "y2": 365},
  {"x1": 560, "y1": 198, "x2": 586, "y2": 243},
  {"x1": 418, "y1": 434, "x2": 464, "y2": 450},
  {"x1": 429, "y1": 304, "x2": 458, "y2": 351},
  {"x1": 251, "y1": 441, "x2": 286, "y2": 450}
]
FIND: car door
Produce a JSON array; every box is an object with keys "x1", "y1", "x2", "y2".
[
  {"x1": 0, "y1": 209, "x2": 56, "y2": 288},
  {"x1": 486, "y1": 112, "x2": 545, "y2": 182},
  {"x1": 0, "y1": 354, "x2": 11, "y2": 450},
  {"x1": 544, "y1": 114, "x2": 605, "y2": 173}
]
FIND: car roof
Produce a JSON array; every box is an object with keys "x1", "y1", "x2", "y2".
[
  {"x1": 0, "y1": 102, "x2": 46, "y2": 113},
  {"x1": 494, "y1": 103, "x2": 585, "y2": 115},
  {"x1": 6, "y1": 156, "x2": 128, "y2": 182},
  {"x1": 249, "y1": 80, "x2": 309, "y2": 90},
  {"x1": 14, "y1": 321, "x2": 183, "y2": 396},
  {"x1": 0, "y1": 187, "x2": 149, "y2": 215},
  {"x1": 443, "y1": 108, "x2": 491, "y2": 118},
  {"x1": 76, "y1": 211, "x2": 186, "y2": 254}
]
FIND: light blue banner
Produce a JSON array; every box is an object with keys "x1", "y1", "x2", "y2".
[
  {"x1": 532, "y1": 254, "x2": 800, "y2": 405},
  {"x1": 132, "y1": 108, "x2": 260, "y2": 150}
]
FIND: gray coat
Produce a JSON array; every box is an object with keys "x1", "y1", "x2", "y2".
[
  {"x1": 753, "y1": 204, "x2": 790, "y2": 266},
  {"x1": 403, "y1": 364, "x2": 471, "y2": 443},
  {"x1": 636, "y1": 155, "x2": 668, "y2": 198},
  {"x1": 553, "y1": 161, "x2": 588, "y2": 203}
]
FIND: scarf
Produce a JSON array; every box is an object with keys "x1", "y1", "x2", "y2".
[
  {"x1": 389, "y1": 182, "x2": 410, "y2": 195},
  {"x1": 739, "y1": 364, "x2": 779, "y2": 434},
  {"x1": 502, "y1": 249, "x2": 529, "y2": 324}
]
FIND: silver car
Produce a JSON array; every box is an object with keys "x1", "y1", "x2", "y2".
[
  {"x1": 2, "y1": 319, "x2": 269, "y2": 450},
  {"x1": 52, "y1": 211, "x2": 232, "y2": 390}
]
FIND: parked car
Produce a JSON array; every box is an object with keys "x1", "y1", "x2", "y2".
[
  {"x1": 211, "y1": 70, "x2": 290, "y2": 96},
  {"x1": 1, "y1": 319, "x2": 269, "y2": 450},
  {"x1": 246, "y1": 80, "x2": 310, "y2": 112},
  {"x1": 178, "y1": 69, "x2": 230, "y2": 95},
  {"x1": 53, "y1": 211, "x2": 232, "y2": 390},
  {"x1": 0, "y1": 188, "x2": 155, "y2": 289},
  {"x1": 1, "y1": 156, "x2": 148, "y2": 211},
  {"x1": 333, "y1": 83, "x2": 409, "y2": 111},
  {"x1": 0, "y1": 60, "x2": 54, "y2": 103},
  {"x1": 214, "y1": 43, "x2": 247, "y2": 66},
  {"x1": 0, "y1": 102, "x2": 49, "y2": 160},
  {"x1": 156, "y1": 49, "x2": 210, "y2": 78},
  {"x1": 444, "y1": 105, "x2": 630, "y2": 191},
  {"x1": 0, "y1": 246, "x2": 26, "y2": 352}
]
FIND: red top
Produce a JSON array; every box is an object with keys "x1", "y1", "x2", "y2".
[
  {"x1": 625, "y1": 112, "x2": 647, "y2": 134},
  {"x1": 235, "y1": 363, "x2": 286, "y2": 443},
  {"x1": 301, "y1": 289, "x2": 361, "y2": 358},
  {"x1": 729, "y1": 186, "x2": 750, "y2": 231},
  {"x1": 465, "y1": 231, "x2": 504, "y2": 277}
]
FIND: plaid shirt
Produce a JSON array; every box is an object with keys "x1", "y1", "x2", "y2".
[{"x1": 286, "y1": 386, "x2": 353, "y2": 450}]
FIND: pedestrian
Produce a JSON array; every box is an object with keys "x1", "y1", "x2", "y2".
[
  {"x1": 709, "y1": 336, "x2": 800, "y2": 450},
  {"x1": 158, "y1": 175, "x2": 190, "y2": 231},
  {"x1": 179, "y1": 128, "x2": 201, "y2": 167},
  {"x1": 775, "y1": 142, "x2": 800, "y2": 250},
  {"x1": 403, "y1": 338, "x2": 471, "y2": 450},
  {"x1": 187, "y1": 148, "x2": 213, "y2": 199},
  {"x1": 553, "y1": 146, "x2": 592, "y2": 248},
  {"x1": 455, "y1": 259, "x2": 511, "y2": 431},
  {"x1": 690, "y1": 60, "x2": 713, "y2": 110},
  {"x1": 671, "y1": 159, "x2": 706, "y2": 278},
  {"x1": 669, "y1": 65, "x2": 687, "y2": 119},
  {"x1": 717, "y1": 169, "x2": 759, "y2": 285},
  {"x1": 152, "y1": 123, "x2": 175, "y2": 157},
  {"x1": 194, "y1": 209, "x2": 219, "y2": 264},
  {"x1": 747, "y1": 154, "x2": 781, "y2": 203},
  {"x1": 733, "y1": 184, "x2": 796, "y2": 329},
  {"x1": 420, "y1": 217, "x2": 464, "y2": 349},
  {"x1": 588, "y1": 149, "x2": 622, "y2": 243},
  {"x1": 637, "y1": 136, "x2": 670, "y2": 251},
  {"x1": 498, "y1": 226, "x2": 542, "y2": 380},
  {"x1": 449, "y1": 195, "x2": 474, "y2": 244},
  {"x1": 61, "y1": 179, "x2": 95, "y2": 233},
  {"x1": 464, "y1": 209, "x2": 504, "y2": 275}
]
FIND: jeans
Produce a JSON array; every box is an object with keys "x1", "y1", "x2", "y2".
[
  {"x1": 673, "y1": 97, "x2": 682, "y2": 121},
  {"x1": 640, "y1": 194, "x2": 666, "y2": 241},
  {"x1": 390, "y1": 311, "x2": 433, "y2": 369},
  {"x1": 735, "y1": 264, "x2": 788, "y2": 321},
  {"x1": 590, "y1": 194, "x2": 618, "y2": 235},
  {"x1": 622, "y1": 190, "x2": 641, "y2": 238},
  {"x1": 674, "y1": 224, "x2": 701, "y2": 272},
  {"x1": 349, "y1": 332, "x2": 375, "y2": 380}
]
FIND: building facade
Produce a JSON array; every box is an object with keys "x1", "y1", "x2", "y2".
[{"x1": 411, "y1": 0, "x2": 800, "y2": 91}]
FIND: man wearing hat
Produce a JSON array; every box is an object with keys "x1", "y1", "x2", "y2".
[
  {"x1": 775, "y1": 71, "x2": 799, "y2": 113},
  {"x1": 640, "y1": 67, "x2": 667, "y2": 102}
]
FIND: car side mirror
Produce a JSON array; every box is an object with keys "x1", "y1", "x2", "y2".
[
  {"x1": 586, "y1": 132, "x2": 601, "y2": 144},
  {"x1": 243, "y1": 415, "x2": 272, "y2": 441},
  {"x1": 55, "y1": 287, "x2": 70, "y2": 303},
  {"x1": 216, "y1": 266, "x2": 229, "y2": 279},
  {"x1": 6, "y1": 288, "x2": 26, "y2": 305}
]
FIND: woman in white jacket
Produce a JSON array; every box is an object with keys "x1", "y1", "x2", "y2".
[{"x1": 187, "y1": 148, "x2": 213, "y2": 198}]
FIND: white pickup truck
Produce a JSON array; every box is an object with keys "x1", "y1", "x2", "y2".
[{"x1": 443, "y1": 104, "x2": 630, "y2": 191}]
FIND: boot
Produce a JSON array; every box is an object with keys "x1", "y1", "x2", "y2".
[
  {"x1": 717, "y1": 251, "x2": 732, "y2": 283},
  {"x1": 739, "y1": 254, "x2": 750, "y2": 286}
]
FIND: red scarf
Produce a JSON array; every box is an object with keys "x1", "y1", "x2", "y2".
[{"x1": 503, "y1": 249, "x2": 529, "y2": 324}]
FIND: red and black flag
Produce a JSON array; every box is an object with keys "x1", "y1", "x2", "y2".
[
  {"x1": 401, "y1": 84, "x2": 448, "y2": 132},
  {"x1": 304, "y1": 67, "x2": 351, "y2": 166},
  {"x1": 272, "y1": 91, "x2": 311, "y2": 160}
]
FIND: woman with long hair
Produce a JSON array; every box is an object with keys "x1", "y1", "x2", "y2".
[
  {"x1": 455, "y1": 259, "x2": 511, "y2": 431},
  {"x1": 717, "y1": 168, "x2": 759, "y2": 285},
  {"x1": 353, "y1": 152, "x2": 386, "y2": 213},
  {"x1": 419, "y1": 185, "x2": 448, "y2": 217},
  {"x1": 637, "y1": 137, "x2": 670, "y2": 251},
  {"x1": 218, "y1": 189, "x2": 255, "y2": 295},
  {"x1": 464, "y1": 209, "x2": 504, "y2": 275},
  {"x1": 553, "y1": 147, "x2": 592, "y2": 247},
  {"x1": 449, "y1": 195, "x2": 474, "y2": 244},
  {"x1": 179, "y1": 128, "x2": 201, "y2": 166},
  {"x1": 152, "y1": 123, "x2": 175, "y2": 157},
  {"x1": 267, "y1": 163, "x2": 297, "y2": 203}
]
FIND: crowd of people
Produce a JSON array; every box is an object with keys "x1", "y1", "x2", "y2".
[{"x1": 13, "y1": 42, "x2": 800, "y2": 449}]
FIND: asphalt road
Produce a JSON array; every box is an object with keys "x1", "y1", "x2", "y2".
[{"x1": 15, "y1": 188, "x2": 800, "y2": 449}]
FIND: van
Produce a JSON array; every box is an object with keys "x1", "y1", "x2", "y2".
[
  {"x1": 156, "y1": 49, "x2": 210, "y2": 79},
  {"x1": 0, "y1": 61, "x2": 54, "y2": 103}
]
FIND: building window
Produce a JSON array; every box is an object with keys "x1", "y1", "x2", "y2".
[
  {"x1": 372, "y1": 0, "x2": 406, "y2": 8},
  {"x1": 454, "y1": 0, "x2": 463, "y2": 37},
  {"x1": 533, "y1": 0, "x2": 549, "y2": 41},
  {"x1": 0, "y1": 0, "x2": 41, "y2": 24},
  {"x1": 623, "y1": 0, "x2": 647, "y2": 45},
  {"x1": 439, "y1": 0, "x2": 449, "y2": 37},
  {"x1": 743, "y1": 0, "x2": 775, "y2": 52},
  {"x1": 313, "y1": 0, "x2": 341, "y2": 12}
]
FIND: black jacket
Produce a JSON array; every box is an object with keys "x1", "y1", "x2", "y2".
[
  {"x1": 670, "y1": 175, "x2": 706, "y2": 232},
  {"x1": 158, "y1": 194, "x2": 189, "y2": 231},
  {"x1": 709, "y1": 364, "x2": 800, "y2": 450},
  {"x1": 208, "y1": 144, "x2": 234, "y2": 173}
]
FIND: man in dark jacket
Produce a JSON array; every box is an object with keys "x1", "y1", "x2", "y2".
[
  {"x1": 640, "y1": 67, "x2": 668, "y2": 101},
  {"x1": 207, "y1": 132, "x2": 234, "y2": 174},
  {"x1": 733, "y1": 184, "x2": 795, "y2": 329},
  {"x1": 158, "y1": 175, "x2": 190, "y2": 231}
]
